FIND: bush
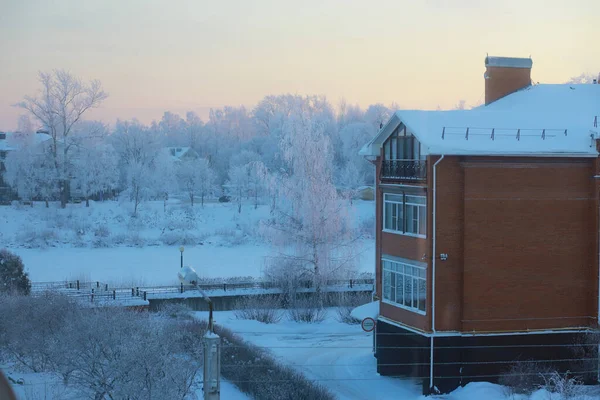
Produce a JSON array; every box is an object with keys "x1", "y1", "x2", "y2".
[
  {"x1": 499, "y1": 360, "x2": 554, "y2": 396},
  {"x1": 215, "y1": 324, "x2": 334, "y2": 400},
  {"x1": 0, "y1": 249, "x2": 31, "y2": 295},
  {"x1": 334, "y1": 292, "x2": 372, "y2": 324},
  {"x1": 288, "y1": 297, "x2": 326, "y2": 323},
  {"x1": 157, "y1": 302, "x2": 193, "y2": 320},
  {"x1": 0, "y1": 294, "x2": 201, "y2": 399},
  {"x1": 540, "y1": 371, "x2": 583, "y2": 398},
  {"x1": 234, "y1": 296, "x2": 282, "y2": 324}
]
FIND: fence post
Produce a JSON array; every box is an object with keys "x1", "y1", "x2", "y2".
[
  {"x1": 113, "y1": 290, "x2": 116, "y2": 300},
  {"x1": 136, "y1": 287, "x2": 139, "y2": 297},
  {"x1": 350, "y1": 279, "x2": 353, "y2": 289},
  {"x1": 105, "y1": 283, "x2": 108, "y2": 291},
  {"x1": 96, "y1": 281, "x2": 99, "y2": 289},
  {"x1": 223, "y1": 283, "x2": 226, "y2": 292},
  {"x1": 131, "y1": 288, "x2": 135, "y2": 297},
  {"x1": 91, "y1": 288, "x2": 94, "y2": 303},
  {"x1": 180, "y1": 282, "x2": 184, "y2": 293},
  {"x1": 143, "y1": 291, "x2": 147, "y2": 301},
  {"x1": 77, "y1": 280, "x2": 80, "y2": 291},
  {"x1": 203, "y1": 332, "x2": 221, "y2": 400}
]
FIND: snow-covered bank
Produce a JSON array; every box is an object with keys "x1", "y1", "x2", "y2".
[
  {"x1": 1, "y1": 199, "x2": 375, "y2": 284},
  {"x1": 11, "y1": 239, "x2": 374, "y2": 284}
]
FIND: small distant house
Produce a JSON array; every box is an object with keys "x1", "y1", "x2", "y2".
[
  {"x1": 357, "y1": 186, "x2": 375, "y2": 201},
  {"x1": 165, "y1": 147, "x2": 199, "y2": 163},
  {"x1": 360, "y1": 55, "x2": 600, "y2": 394}
]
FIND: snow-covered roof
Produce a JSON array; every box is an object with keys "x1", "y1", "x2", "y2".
[
  {"x1": 165, "y1": 146, "x2": 196, "y2": 161},
  {"x1": 0, "y1": 132, "x2": 52, "y2": 152},
  {"x1": 360, "y1": 84, "x2": 600, "y2": 158}
]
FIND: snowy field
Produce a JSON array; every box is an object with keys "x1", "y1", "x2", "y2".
[
  {"x1": 0, "y1": 199, "x2": 375, "y2": 284},
  {"x1": 199, "y1": 309, "x2": 600, "y2": 400}
]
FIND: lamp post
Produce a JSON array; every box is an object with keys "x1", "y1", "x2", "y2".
[
  {"x1": 178, "y1": 266, "x2": 220, "y2": 400},
  {"x1": 179, "y1": 246, "x2": 184, "y2": 269}
]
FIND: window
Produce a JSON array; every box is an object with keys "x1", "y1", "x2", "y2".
[
  {"x1": 382, "y1": 258, "x2": 426, "y2": 314},
  {"x1": 383, "y1": 126, "x2": 423, "y2": 161},
  {"x1": 383, "y1": 193, "x2": 426, "y2": 237}
]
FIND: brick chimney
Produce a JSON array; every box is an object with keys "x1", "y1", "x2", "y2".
[{"x1": 484, "y1": 56, "x2": 533, "y2": 105}]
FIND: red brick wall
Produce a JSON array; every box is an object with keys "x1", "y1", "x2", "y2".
[
  {"x1": 377, "y1": 154, "x2": 599, "y2": 334},
  {"x1": 458, "y1": 157, "x2": 596, "y2": 332},
  {"x1": 485, "y1": 66, "x2": 531, "y2": 104}
]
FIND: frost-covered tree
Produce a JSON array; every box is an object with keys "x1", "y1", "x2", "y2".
[
  {"x1": 177, "y1": 157, "x2": 214, "y2": 207},
  {"x1": 227, "y1": 164, "x2": 247, "y2": 214},
  {"x1": 4, "y1": 144, "x2": 56, "y2": 207},
  {"x1": 153, "y1": 152, "x2": 177, "y2": 212},
  {"x1": 339, "y1": 122, "x2": 376, "y2": 186},
  {"x1": 125, "y1": 159, "x2": 154, "y2": 216},
  {"x1": 566, "y1": 72, "x2": 598, "y2": 84},
  {"x1": 263, "y1": 110, "x2": 356, "y2": 293},
  {"x1": 16, "y1": 70, "x2": 108, "y2": 208},
  {"x1": 0, "y1": 249, "x2": 31, "y2": 295},
  {"x1": 247, "y1": 160, "x2": 267, "y2": 209},
  {"x1": 72, "y1": 145, "x2": 119, "y2": 207}
]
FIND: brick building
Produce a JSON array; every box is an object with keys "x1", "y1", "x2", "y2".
[{"x1": 359, "y1": 56, "x2": 600, "y2": 393}]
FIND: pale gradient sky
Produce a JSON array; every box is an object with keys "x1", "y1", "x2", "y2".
[{"x1": 0, "y1": 0, "x2": 598, "y2": 130}]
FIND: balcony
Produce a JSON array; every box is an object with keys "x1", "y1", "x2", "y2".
[{"x1": 381, "y1": 159, "x2": 427, "y2": 181}]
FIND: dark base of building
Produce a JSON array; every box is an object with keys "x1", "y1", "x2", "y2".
[{"x1": 375, "y1": 319, "x2": 598, "y2": 395}]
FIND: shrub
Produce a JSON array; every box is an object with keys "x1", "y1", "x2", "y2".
[
  {"x1": 233, "y1": 296, "x2": 283, "y2": 324},
  {"x1": 334, "y1": 292, "x2": 372, "y2": 324},
  {"x1": 214, "y1": 324, "x2": 334, "y2": 400},
  {"x1": 0, "y1": 249, "x2": 31, "y2": 295},
  {"x1": 540, "y1": 371, "x2": 582, "y2": 398},
  {"x1": 288, "y1": 297, "x2": 326, "y2": 323},
  {"x1": 499, "y1": 360, "x2": 554, "y2": 396},
  {"x1": 157, "y1": 302, "x2": 193, "y2": 320},
  {"x1": 358, "y1": 215, "x2": 376, "y2": 239},
  {"x1": 16, "y1": 228, "x2": 58, "y2": 248}
]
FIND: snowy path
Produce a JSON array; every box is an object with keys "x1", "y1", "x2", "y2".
[{"x1": 202, "y1": 310, "x2": 423, "y2": 400}]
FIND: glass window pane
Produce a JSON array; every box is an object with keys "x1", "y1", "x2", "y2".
[
  {"x1": 419, "y1": 267, "x2": 426, "y2": 279},
  {"x1": 419, "y1": 206, "x2": 427, "y2": 235},
  {"x1": 385, "y1": 194, "x2": 403, "y2": 203},
  {"x1": 406, "y1": 195, "x2": 426, "y2": 205},
  {"x1": 396, "y1": 204, "x2": 403, "y2": 232},
  {"x1": 418, "y1": 279, "x2": 427, "y2": 312},
  {"x1": 396, "y1": 273, "x2": 403, "y2": 305},
  {"x1": 390, "y1": 272, "x2": 396, "y2": 302},
  {"x1": 404, "y1": 275, "x2": 412, "y2": 308},
  {"x1": 405, "y1": 205, "x2": 415, "y2": 234},
  {"x1": 384, "y1": 202, "x2": 393, "y2": 230},
  {"x1": 390, "y1": 138, "x2": 397, "y2": 159},
  {"x1": 383, "y1": 271, "x2": 391, "y2": 300}
]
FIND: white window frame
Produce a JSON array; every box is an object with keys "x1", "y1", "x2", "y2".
[
  {"x1": 382, "y1": 257, "x2": 427, "y2": 315},
  {"x1": 382, "y1": 193, "x2": 426, "y2": 238}
]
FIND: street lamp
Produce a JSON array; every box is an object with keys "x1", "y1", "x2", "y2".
[
  {"x1": 179, "y1": 246, "x2": 185, "y2": 269},
  {"x1": 177, "y1": 266, "x2": 220, "y2": 400}
]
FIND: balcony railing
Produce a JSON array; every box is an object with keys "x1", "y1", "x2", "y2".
[{"x1": 381, "y1": 159, "x2": 427, "y2": 180}]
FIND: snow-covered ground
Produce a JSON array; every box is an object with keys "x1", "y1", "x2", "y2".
[
  {"x1": 198, "y1": 309, "x2": 600, "y2": 400},
  {"x1": 2, "y1": 363, "x2": 251, "y2": 400},
  {"x1": 0, "y1": 199, "x2": 375, "y2": 284}
]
